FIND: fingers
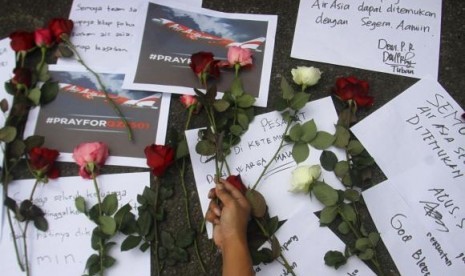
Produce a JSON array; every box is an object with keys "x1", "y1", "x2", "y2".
[
  {"x1": 205, "y1": 199, "x2": 221, "y2": 224},
  {"x1": 215, "y1": 181, "x2": 234, "y2": 206},
  {"x1": 218, "y1": 179, "x2": 248, "y2": 201}
]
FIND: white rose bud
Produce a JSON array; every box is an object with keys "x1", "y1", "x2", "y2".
[
  {"x1": 291, "y1": 66, "x2": 322, "y2": 89},
  {"x1": 289, "y1": 165, "x2": 321, "y2": 193}
]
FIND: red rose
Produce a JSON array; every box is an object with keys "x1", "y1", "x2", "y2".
[
  {"x1": 29, "y1": 147, "x2": 60, "y2": 179},
  {"x1": 48, "y1": 18, "x2": 74, "y2": 42},
  {"x1": 72, "y1": 142, "x2": 109, "y2": 179},
  {"x1": 180, "y1": 95, "x2": 198, "y2": 109},
  {"x1": 333, "y1": 76, "x2": 373, "y2": 107},
  {"x1": 9, "y1": 31, "x2": 35, "y2": 52},
  {"x1": 12, "y1": 67, "x2": 32, "y2": 88},
  {"x1": 226, "y1": 175, "x2": 247, "y2": 195},
  {"x1": 144, "y1": 144, "x2": 175, "y2": 177},
  {"x1": 34, "y1": 28, "x2": 54, "y2": 47},
  {"x1": 189, "y1": 52, "x2": 220, "y2": 80}
]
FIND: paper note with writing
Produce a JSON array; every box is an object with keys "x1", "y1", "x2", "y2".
[
  {"x1": 24, "y1": 65, "x2": 171, "y2": 168},
  {"x1": 255, "y1": 208, "x2": 375, "y2": 275},
  {"x1": 292, "y1": 0, "x2": 442, "y2": 78},
  {"x1": 363, "y1": 165, "x2": 465, "y2": 275},
  {"x1": 0, "y1": 172, "x2": 150, "y2": 276},
  {"x1": 351, "y1": 78, "x2": 465, "y2": 180},
  {"x1": 123, "y1": 0, "x2": 277, "y2": 107},
  {"x1": 186, "y1": 96, "x2": 345, "y2": 237}
]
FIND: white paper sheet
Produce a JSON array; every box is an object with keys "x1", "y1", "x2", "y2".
[
  {"x1": 255, "y1": 208, "x2": 376, "y2": 275},
  {"x1": 363, "y1": 164, "x2": 465, "y2": 275},
  {"x1": 186, "y1": 96, "x2": 345, "y2": 238},
  {"x1": 24, "y1": 65, "x2": 171, "y2": 168},
  {"x1": 351, "y1": 78, "x2": 465, "y2": 181},
  {"x1": 123, "y1": 0, "x2": 277, "y2": 107},
  {"x1": 58, "y1": 0, "x2": 202, "y2": 70},
  {"x1": 0, "y1": 172, "x2": 151, "y2": 276},
  {"x1": 291, "y1": 0, "x2": 442, "y2": 79}
]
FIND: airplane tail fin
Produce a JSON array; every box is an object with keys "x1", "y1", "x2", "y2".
[{"x1": 227, "y1": 37, "x2": 266, "y2": 51}]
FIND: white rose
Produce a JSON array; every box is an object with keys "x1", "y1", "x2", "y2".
[
  {"x1": 289, "y1": 165, "x2": 321, "y2": 193},
  {"x1": 291, "y1": 66, "x2": 322, "y2": 88}
]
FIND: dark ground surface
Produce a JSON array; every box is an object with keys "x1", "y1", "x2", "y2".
[{"x1": 0, "y1": 1, "x2": 464, "y2": 275}]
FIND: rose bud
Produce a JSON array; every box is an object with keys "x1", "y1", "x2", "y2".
[
  {"x1": 333, "y1": 76, "x2": 373, "y2": 107},
  {"x1": 144, "y1": 144, "x2": 175, "y2": 177},
  {"x1": 226, "y1": 175, "x2": 247, "y2": 194},
  {"x1": 180, "y1": 95, "x2": 198, "y2": 109},
  {"x1": 291, "y1": 66, "x2": 322, "y2": 89}
]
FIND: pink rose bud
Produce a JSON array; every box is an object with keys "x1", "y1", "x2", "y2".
[
  {"x1": 34, "y1": 28, "x2": 53, "y2": 48},
  {"x1": 72, "y1": 142, "x2": 109, "y2": 179},
  {"x1": 227, "y1": 46, "x2": 253, "y2": 67},
  {"x1": 180, "y1": 95, "x2": 198, "y2": 109}
]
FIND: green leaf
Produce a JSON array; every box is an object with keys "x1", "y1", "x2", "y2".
[
  {"x1": 137, "y1": 210, "x2": 153, "y2": 236},
  {"x1": 195, "y1": 140, "x2": 216, "y2": 156},
  {"x1": 320, "y1": 150, "x2": 338, "y2": 171},
  {"x1": 236, "y1": 94, "x2": 255, "y2": 108},
  {"x1": 333, "y1": 125, "x2": 350, "y2": 148},
  {"x1": 0, "y1": 126, "x2": 17, "y2": 143},
  {"x1": 175, "y1": 139, "x2": 189, "y2": 160},
  {"x1": 368, "y1": 232, "x2": 380, "y2": 247},
  {"x1": 344, "y1": 189, "x2": 360, "y2": 202},
  {"x1": 324, "y1": 251, "x2": 347, "y2": 269},
  {"x1": 229, "y1": 124, "x2": 243, "y2": 136},
  {"x1": 85, "y1": 254, "x2": 100, "y2": 269},
  {"x1": 4, "y1": 81, "x2": 15, "y2": 95},
  {"x1": 300, "y1": 120, "x2": 317, "y2": 142},
  {"x1": 320, "y1": 206, "x2": 338, "y2": 225},
  {"x1": 237, "y1": 113, "x2": 249, "y2": 129},
  {"x1": 288, "y1": 124, "x2": 302, "y2": 142},
  {"x1": 34, "y1": 216, "x2": 49, "y2": 231},
  {"x1": 347, "y1": 140, "x2": 364, "y2": 156},
  {"x1": 114, "y1": 203, "x2": 131, "y2": 227},
  {"x1": 245, "y1": 190, "x2": 267, "y2": 218},
  {"x1": 160, "y1": 231, "x2": 175, "y2": 250},
  {"x1": 292, "y1": 142, "x2": 309, "y2": 164},
  {"x1": 290, "y1": 92, "x2": 310, "y2": 111},
  {"x1": 280, "y1": 77, "x2": 294, "y2": 100},
  {"x1": 358, "y1": 248, "x2": 374, "y2": 260},
  {"x1": 9, "y1": 140, "x2": 26, "y2": 158},
  {"x1": 334, "y1": 161, "x2": 349, "y2": 178},
  {"x1": 121, "y1": 235, "x2": 142, "y2": 251},
  {"x1": 313, "y1": 182, "x2": 338, "y2": 206},
  {"x1": 274, "y1": 98, "x2": 287, "y2": 111},
  {"x1": 340, "y1": 204, "x2": 357, "y2": 223},
  {"x1": 102, "y1": 255, "x2": 116, "y2": 268},
  {"x1": 24, "y1": 135, "x2": 44, "y2": 151},
  {"x1": 175, "y1": 228, "x2": 196, "y2": 248},
  {"x1": 102, "y1": 193, "x2": 118, "y2": 216},
  {"x1": 99, "y1": 216, "x2": 116, "y2": 236},
  {"x1": 338, "y1": 221, "x2": 350, "y2": 235},
  {"x1": 0, "y1": 98, "x2": 8, "y2": 113},
  {"x1": 159, "y1": 186, "x2": 174, "y2": 200},
  {"x1": 355, "y1": 238, "x2": 371, "y2": 252},
  {"x1": 213, "y1": 99, "x2": 230, "y2": 112},
  {"x1": 158, "y1": 247, "x2": 168, "y2": 259},
  {"x1": 231, "y1": 77, "x2": 244, "y2": 97},
  {"x1": 28, "y1": 87, "x2": 41, "y2": 105},
  {"x1": 271, "y1": 236, "x2": 281, "y2": 259},
  {"x1": 39, "y1": 80, "x2": 59, "y2": 105},
  {"x1": 75, "y1": 196, "x2": 87, "y2": 213},
  {"x1": 309, "y1": 131, "x2": 335, "y2": 150}
]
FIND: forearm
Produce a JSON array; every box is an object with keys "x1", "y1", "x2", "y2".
[{"x1": 222, "y1": 236, "x2": 254, "y2": 276}]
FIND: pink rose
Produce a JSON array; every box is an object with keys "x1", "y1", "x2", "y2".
[
  {"x1": 34, "y1": 28, "x2": 54, "y2": 48},
  {"x1": 180, "y1": 95, "x2": 198, "y2": 109},
  {"x1": 72, "y1": 142, "x2": 109, "y2": 179},
  {"x1": 227, "y1": 46, "x2": 253, "y2": 67}
]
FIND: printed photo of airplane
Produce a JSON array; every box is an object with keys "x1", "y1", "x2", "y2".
[{"x1": 152, "y1": 18, "x2": 266, "y2": 51}]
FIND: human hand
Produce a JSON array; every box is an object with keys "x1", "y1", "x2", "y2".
[{"x1": 205, "y1": 178, "x2": 251, "y2": 251}]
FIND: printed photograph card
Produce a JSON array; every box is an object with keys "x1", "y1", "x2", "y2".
[
  {"x1": 123, "y1": 0, "x2": 277, "y2": 107},
  {"x1": 291, "y1": 0, "x2": 442, "y2": 79},
  {"x1": 25, "y1": 65, "x2": 171, "y2": 168},
  {"x1": 0, "y1": 172, "x2": 151, "y2": 276}
]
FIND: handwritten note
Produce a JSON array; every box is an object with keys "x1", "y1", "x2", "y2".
[
  {"x1": 351, "y1": 78, "x2": 465, "y2": 180},
  {"x1": 186, "y1": 97, "x2": 345, "y2": 238},
  {"x1": 255, "y1": 208, "x2": 375, "y2": 275},
  {"x1": 291, "y1": 0, "x2": 442, "y2": 78},
  {"x1": 0, "y1": 172, "x2": 150, "y2": 276},
  {"x1": 363, "y1": 164, "x2": 465, "y2": 275}
]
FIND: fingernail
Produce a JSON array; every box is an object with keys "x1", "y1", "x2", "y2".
[{"x1": 214, "y1": 207, "x2": 221, "y2": 216}]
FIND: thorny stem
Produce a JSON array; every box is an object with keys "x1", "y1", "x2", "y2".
[
  {"x1": 152, "y1": 176, "x2": 161, "y2": 275},
  {"x1": 63, "y1": 38, "x2": 133, "y2": 141},
  {"x1": 251, "y1": 121, "x2": 292, "y2": 190}
]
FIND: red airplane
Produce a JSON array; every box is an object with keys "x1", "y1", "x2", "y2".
[{"x1": 152, "y1": 18, "x2": 265, "y2": 51}]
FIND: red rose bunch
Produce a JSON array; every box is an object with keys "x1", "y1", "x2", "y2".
[
  {"x1": 333, "y1": 76, "x2": 373, "y2": 107},
  {"x1": 226, "y1": 174, "x2": 247, "y2": 195},
  {"x1": 190, "y1": 52, "x2": 221, "y2": 83},
  {"x1": 9, "y1": 31, "x2": 35, "y2": 53},
  {"x1": 144, "y1": 144, "x2": 175, "y2": 177},
  {"x1": 28, "y1": 147, "x2": 60, "y2": 180},
  {"x1": 34, "y1": 28, "x2": 54, "y2": 48},
  {"x1": 72, "y1": 142, "x2": 109, "y2": 179}
]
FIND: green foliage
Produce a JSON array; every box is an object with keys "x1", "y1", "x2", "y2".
[
  {"x1": 324, "y1": 251, "x2": 347, "y2": 269},
  {"x1": 320, "y1": 150, "x2": 338, "y2": 171},
  {"x1": 313, "y1": 181, "x2": 338, "y2": 207}
]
